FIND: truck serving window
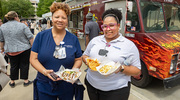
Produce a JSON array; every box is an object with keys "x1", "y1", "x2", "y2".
[
  {"x1": 69, "y1": 10, "x2": 83, "y2": 29},
  {"x1": 140, "y1": 1, "x2": 166, "y2": 32},
  {"x1": 164, "y1": 4, "x2": 180, "y2": 31}
]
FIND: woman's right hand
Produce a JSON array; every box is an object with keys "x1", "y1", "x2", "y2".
[{"x1": 82, "y1": 55, "x2": 89, "y2": 65}]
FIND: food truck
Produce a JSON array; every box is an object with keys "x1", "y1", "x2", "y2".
[{"x1": 66, "y1": 0, "x2": 180, "y2": 88}]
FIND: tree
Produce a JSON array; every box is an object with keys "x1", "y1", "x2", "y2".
[
  {"x1": 36, "y1": 0, "x2": 63, "y2": 17},
  {"x1": 56, "y1": 0, "x2": 62, "y2": 2},
  {"x1": 0, "y1": 0, "x2": 8, "y2": 19},
  {"x1": 36, "y1": 0, "x2": 54, "y2": 17},
  {"x1": 1, "y1": 0, "x2": 35, "y2": 19}
]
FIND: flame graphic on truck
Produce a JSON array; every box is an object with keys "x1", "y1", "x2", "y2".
[
  {"x1": 130, "y1": 37, "x2": 174, "y2": 79},
  {"x1": 161, "y1": 33, "x2": 180, "y2": 49}
]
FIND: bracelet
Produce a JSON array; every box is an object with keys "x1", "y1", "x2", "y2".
[{"x1": 42, "y1": 69, "x2": 47, "y2": 76}]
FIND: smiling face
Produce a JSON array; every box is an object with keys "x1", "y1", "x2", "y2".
[
  {"x1": 52, "y1": 9, "x2": 68, "y2": 30},
  {"x1": 102, "y1": 16, "x2": 120, "y2": 42}
]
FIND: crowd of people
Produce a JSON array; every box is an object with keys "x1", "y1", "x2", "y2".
[
  {"x1": 0, "y1": 12, "x2": 53, "y2": 88},
  {"x1": 16, "y1": 17, "x2": 52, "y2": 35},
  {"x1": 0, "y1": 2, "x2": 141, "y2": 100}
]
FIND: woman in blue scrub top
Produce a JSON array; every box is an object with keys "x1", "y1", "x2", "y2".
[
  {"x1": 82, "y1": 8, "x2": 141, "y2": 100},
  {"x1": 30, "y1": 2, "x2": 83, "y2": 100}
]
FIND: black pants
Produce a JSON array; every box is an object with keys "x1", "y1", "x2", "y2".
[
  {"x1": 7, "y1": 49, "x2": 31, "y2": 80},
  {"x1": 85, "y1": 78, "x2": 130, "y2": 100},
  {"x1": 4, "y1": 55, "x2": 8, "y2": 63},
  {"x1": 0, "y1": 85, "x2": 2, "y2": 92}
]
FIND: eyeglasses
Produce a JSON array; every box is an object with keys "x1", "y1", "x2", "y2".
[{"x1": 101, "y1": 23, "x2": 117, "y2": 31}]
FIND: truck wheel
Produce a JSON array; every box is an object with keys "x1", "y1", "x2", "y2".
[{"x1": 131, "y1": 61, "x2": 152, "y2": 88}]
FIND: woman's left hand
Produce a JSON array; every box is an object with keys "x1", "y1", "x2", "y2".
[
  {"x1": 115, "y1": 65, "x2": 141, "y2": 76},
  {"x1": 114, "y1": 65, "x2": 123, "y2": 73},
  {"x1": 44, "y1": 69, "x2": 62, "y2": 81}
]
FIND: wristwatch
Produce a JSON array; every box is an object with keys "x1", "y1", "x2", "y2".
[{"x1": 120, "y1": 65, "x2": 125, "y2": 72}]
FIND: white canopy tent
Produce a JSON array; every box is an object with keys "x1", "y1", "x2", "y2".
[{"x1": 42, "y1": 12, "x2": 52, "y2": 20}]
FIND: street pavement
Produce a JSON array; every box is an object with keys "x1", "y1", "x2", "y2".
[
  {"x1": 0, "y1": 63, "x2": 145, "y2": 100},
  {"x1": 0, "y1": 29, "x2": 146, "y2": 100}
]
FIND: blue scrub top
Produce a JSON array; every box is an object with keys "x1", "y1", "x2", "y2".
[{"x1": 31, "y1": 29, "x2": 82, "y2": 96}]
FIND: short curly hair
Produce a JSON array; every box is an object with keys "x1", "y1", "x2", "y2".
[
  {"x1": 102, "y1": 8, "x2": 122, "y2": 24},
  {"x1": 50, "y1": 2, "x2": 71, "y2": 16}
]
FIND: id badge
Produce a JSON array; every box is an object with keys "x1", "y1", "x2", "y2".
[
  {"x1": 57, "y1": 47, "x2": 66, "y2": 59},
  {"x1": 98, "y1": 49, "x2": 108, "y2": 56}
]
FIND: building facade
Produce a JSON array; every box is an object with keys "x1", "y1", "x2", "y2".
[{"x1": 30, "y1": 0, "x2": 38, "y2": 20}]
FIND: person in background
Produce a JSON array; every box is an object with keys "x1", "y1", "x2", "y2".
[
  {"x1": 20, "y1": 19, "x2": 28, "y2": 27},
  {"x1": 0, "y1": 11, "x2": 34, "y2": 88},
  {"x1": 30, "y1": 2, "x2": 84, "y2": 100},
  {"x1": 41, "y1": 18, "x2": 47, "y2": 31},
  {"x1": 82, "y1": 8, "x2": 141, "y2": 100},
  {"x1": 30, "y1": 21, "x2": 36, "y2": 35},
  {"x1": 1, "y1": 17, "x2": 9, "y2": 67},
  {"x1": 3, "y1": 17, "x2": 8, "y2": 24},
  {"x1": 38, "y1": 20, "x2": 42, "y2": 32},
  {"x1": 50, "y1": 20, "x2": 53, "y2": 27},
  {"x1": 27, "y1": 20, "x2": 31, "y2": 29},
  {"x1": 46, "y1": 17, "x2": 52, "y2": 29},
  {"x1": 84, "y1": 12, "x2": 100, "y2": 48}
]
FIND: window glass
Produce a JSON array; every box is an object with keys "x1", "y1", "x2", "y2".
[
  {"x1": 140, "y1": 1, "x2": 166, "y2": 32},
  {"x1": 127, "y1": 0, "x2": 140, "y2": 32},
  {"x1": 164, "y1": 4, "x2": 180, "y2": 31},
  {"x1": 69, "y1": 10, "x2": 83, "y2": 29}
]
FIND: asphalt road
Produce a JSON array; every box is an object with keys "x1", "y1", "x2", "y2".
[{"x1": 131, "y1": 78, "x2": 180, "y2": 100}]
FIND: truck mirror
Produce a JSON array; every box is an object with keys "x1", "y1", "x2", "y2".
[{"x1": 127, "y1": 1, "x2": 133, "y2": 12}]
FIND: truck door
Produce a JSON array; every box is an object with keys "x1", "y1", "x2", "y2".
[{"x1": 104, "y1": 0, "x2": 126, "y2": 35}]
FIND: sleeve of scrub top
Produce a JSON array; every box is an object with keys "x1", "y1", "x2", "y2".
[{"x1": 75, "y1": 37, "x2": 82, "y2": 58}]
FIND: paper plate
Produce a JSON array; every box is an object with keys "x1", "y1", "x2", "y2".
[{"x1": 96, "y1": 61, "x2": 121, "y2": 76}]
